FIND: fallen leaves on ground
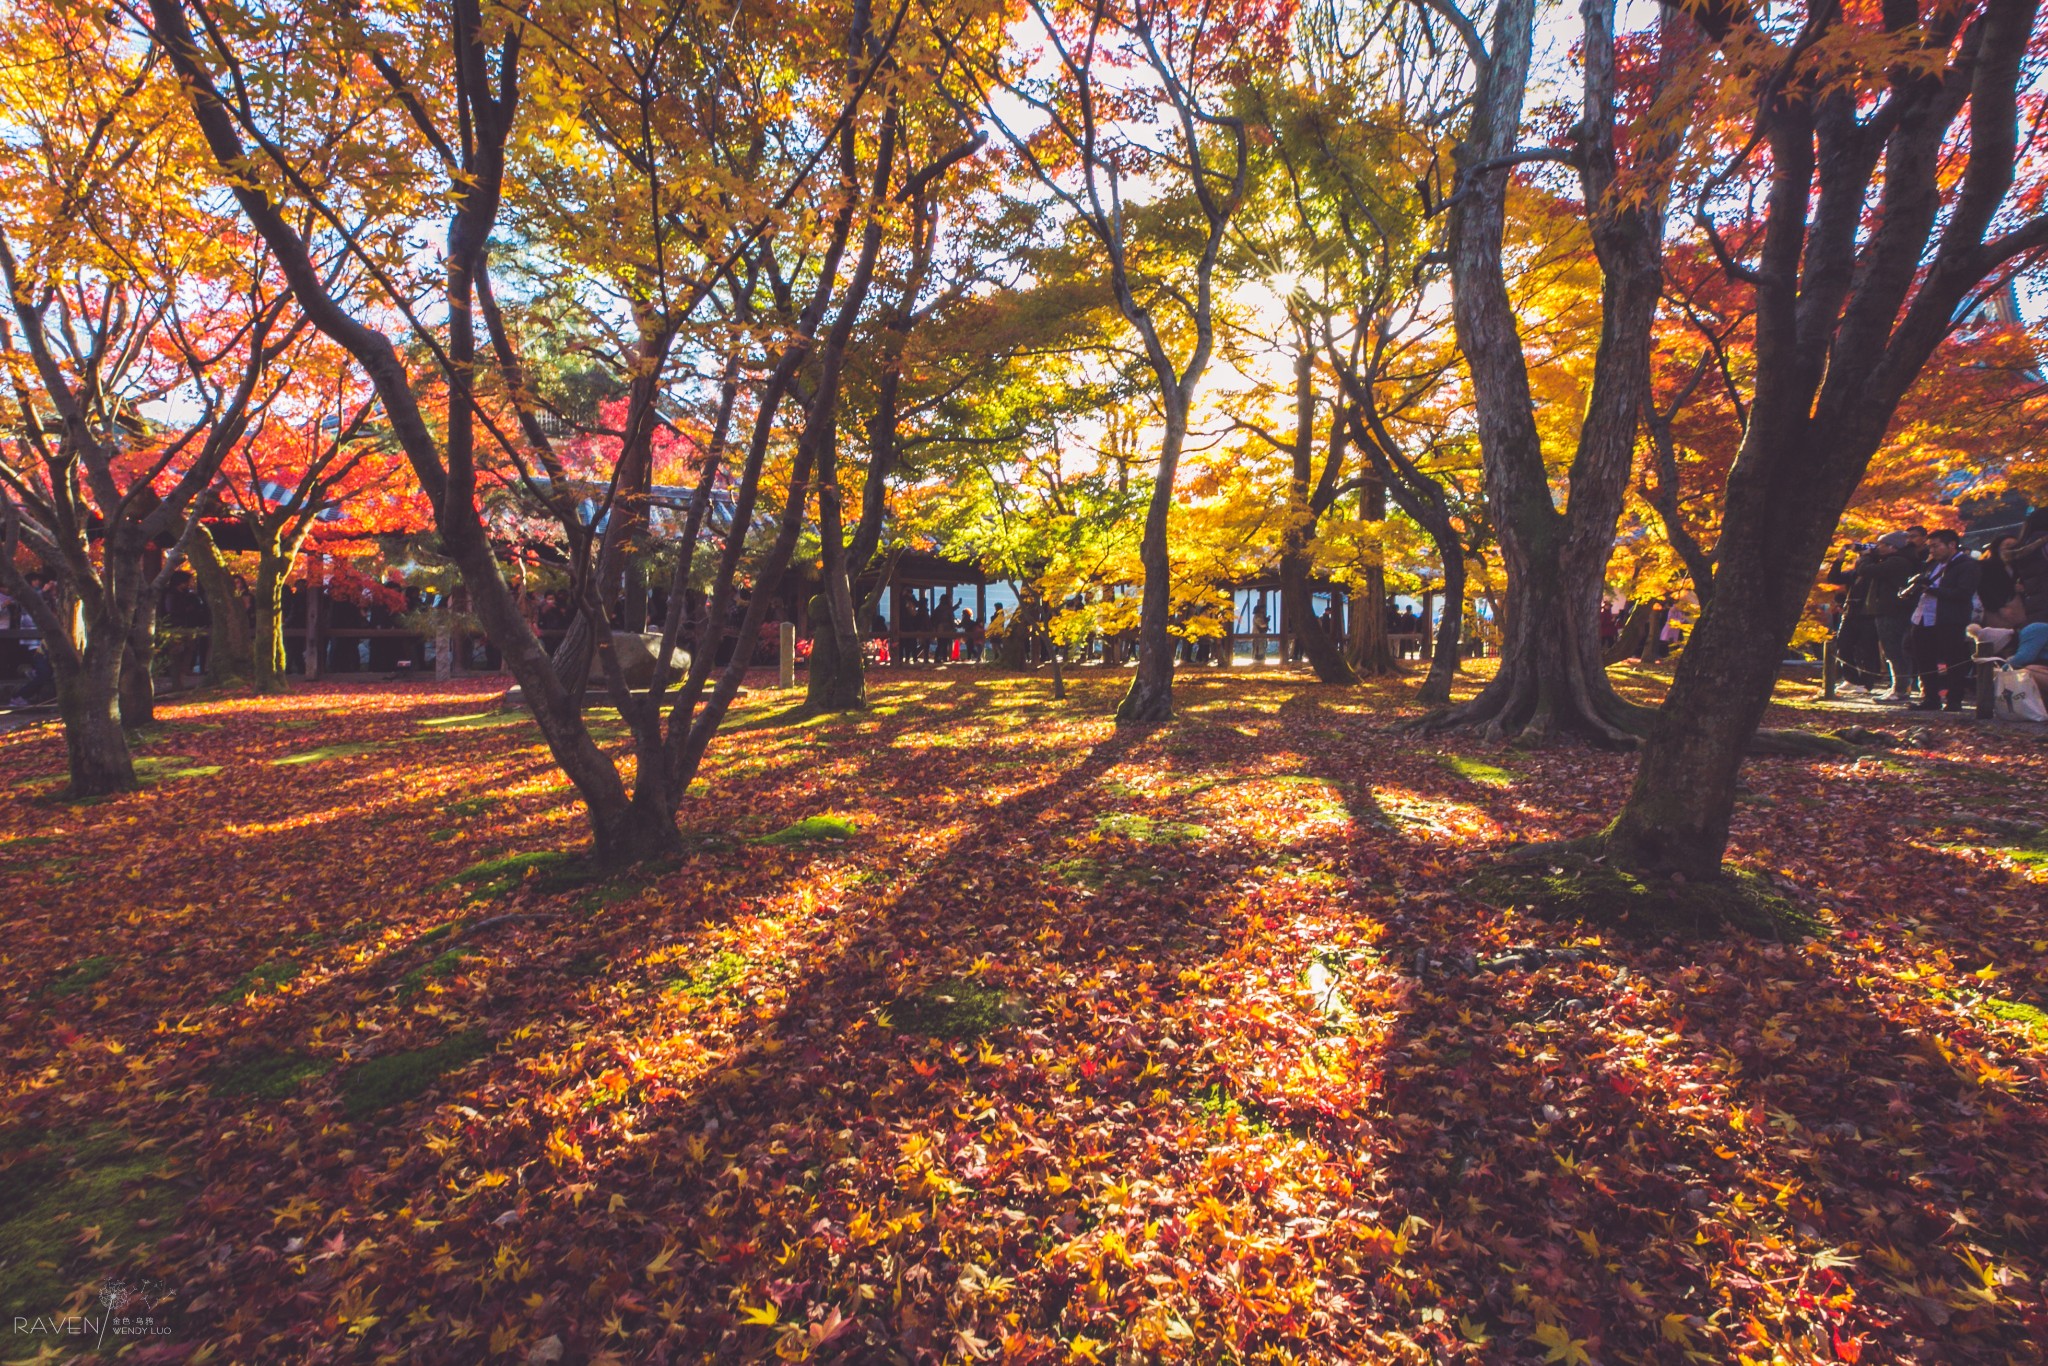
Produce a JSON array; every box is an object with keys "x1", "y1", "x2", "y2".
[{"x1": 1, "y1": 669, "x2": 2044, "y2": 1364}]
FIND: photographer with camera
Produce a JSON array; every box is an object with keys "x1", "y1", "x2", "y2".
[{"x1": 1902, "y1": 528, "x2": 1981, "y2": 712}]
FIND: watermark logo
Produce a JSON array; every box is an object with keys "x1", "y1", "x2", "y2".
[{"x1": 12, "y1": 1279, "x2": 176, "y2": 1349}]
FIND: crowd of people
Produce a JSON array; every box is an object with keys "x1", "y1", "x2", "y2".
[
  {"x1": 0, "y1": 573, "x2": 58, "y2": 706},
  {"x1": 9, "y1": 518, "x2": 2048, "y2": 715},
  {"x1": 1826, "y1": 513, "x2": 2048, "y2": 710}
]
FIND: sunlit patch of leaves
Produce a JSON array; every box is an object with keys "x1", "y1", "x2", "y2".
[
  {"x1": 268, "y1": 742, "x2": 385, "y2": 766},
  {"x1": 1442, "y1": 754, "x2": 1515, "y2": 787},
  {"x1": 665, "y1": 950, "x2": 748, "y2": 999},
  {"x1": 418, "y1": 712, "x2": 530, "y2": 731},
  {"x1": 131, "y1": 755, "x2": 224, "y2": 783}
]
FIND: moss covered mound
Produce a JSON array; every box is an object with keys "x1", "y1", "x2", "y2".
[
  {"x1": 211, "y1": 1049, "x2": 329, "y2": 1100},
  {"x1": 0, "y1": 1131, "x2": 180, "y2": 1318},
  {"x1": 756, "y1": 815, "x2": 856, "y2": 846},
  {"x1": 1473, "y1": 856, "x2": 1819, "y2": 940}
]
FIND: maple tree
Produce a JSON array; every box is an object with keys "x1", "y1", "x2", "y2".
[
  {"x1": 141, "y1": 0, "x2": 1014, "y2": 864},
  {"x1": 955, "y1": 0, "x2": 1289, "y2": 724},
  {"x1": 1600, "y1": 0, "x2": 2048, "y2": 879},
  {"x1": 189, "y1": 337, "x2": 426, "y2": 691},
  {"x1": 0, "y1": 0, "x2": 301, "y2": 793}
]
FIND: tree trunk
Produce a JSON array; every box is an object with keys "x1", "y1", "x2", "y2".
[
  {"x1": 188, "y1": 523, "x2": 254, "y2": 686},
  {"x1": 1348, "y1": 563, "x2": 1399, "y2": 677},
  {"x1": 805, "y1": 409, "x2": 866, "y2": 713},
  {"x1": 1416, "y1": 532, "x2": 1643, "y2": 745},
  {"x1": 1281, "y1": 552, "x2": 1356, "y2": 684},
  {"x1": 252, "y1": 553, "x2": 292, "y2": 693},
  {"x1": 1116, "y1": 407, "x2": 1183, "y2": 725},
  {"x1": 120, "y1": 606, "x2": 156, "y2": 728},
  {"x1": 57, "y1": 646, "x2": 136, "y2": 797},
  {"x1": 1598, "y1": 428, "x2": 1865, "y2": 876},
  {"x1": 1418, "y1": 550, "x2": 1466, "y2": 706},
  {"x1": 592, "y1": 788, "x2": 687, "y2": 868},
  {"x1": 805, "y1": 592, "x2": 866, "y2": 712}
]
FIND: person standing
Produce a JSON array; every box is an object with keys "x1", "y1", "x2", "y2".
[
  {"x1": 1251, "y1": 597, "x2": 1269, "y2": 665},
  {"x1": 1863, "y1": 533, "x2": 1920, "y2": 701},
  {"x1": 1978, "y1": 534, "x2": 2025, "y2": 629},
  {"x1": 1825, "y1": 544, "x2": 1883, "y2": 690},
  {"x1": 1904, "y1": 528, "x2": 1981, "y2": 711}
]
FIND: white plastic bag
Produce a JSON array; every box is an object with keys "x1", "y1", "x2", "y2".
[{"x1": 1993, "y1": 664, "x2": 2048, "y2": 723}]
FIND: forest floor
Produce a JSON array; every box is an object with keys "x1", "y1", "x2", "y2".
[{"x1": 1, "y1": 666, "x2": 2045, "y2": 1365}]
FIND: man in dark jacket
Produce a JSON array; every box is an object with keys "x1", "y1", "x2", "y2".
[
  {"x1": 1864, "y1": 532, "x2": 1921, "y2": 700},
  {"x1": 1825, "y1": 545, "x2": 1884, "y2": 688},
  {"x1": 1904, "y1": 528, "x2": 1981, "y2": 711}
]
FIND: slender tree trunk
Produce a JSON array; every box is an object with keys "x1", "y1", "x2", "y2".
[
  {"x1": 806, "y1": 413, "x2": 867, "y2": 713},
  {"x1": 1116, "y1": 407, "x2": 1183, "y2": 725},
  {"x1": 188, "y1": 523, "x2": 254, "y2": 686},
  {"x1": 1279, "y1": 552, "x2": 1353, "y2": 682},
  {"x1": 1348, "y1": 562, "x2": 1398, "y2": 675},
  {"x1": 120, "y1": 602, "x2": 157, "y2": 728},
  {"x1": 252, "y1": 553, "x2": 291, "y2": 693},
  {"x1": 1419, "y1": 550, "x2": 1466, "y2": 705}
]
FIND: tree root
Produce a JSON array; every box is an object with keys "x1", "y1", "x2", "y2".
[
  {"x1": 1470, "y1": 847, "x2": 1819, "y2": 940},
  {"x1": 1746, "y1": 727, "x2": 1866, "y2": 758},
  {"x1": 454, "y1": 911, "x2": 566, "y2": 942}
]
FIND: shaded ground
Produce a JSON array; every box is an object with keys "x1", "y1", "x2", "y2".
[{"x1": 1, "y1": 667, "x2": 2044, "y2": 1364}]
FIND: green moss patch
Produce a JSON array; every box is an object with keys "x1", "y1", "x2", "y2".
[
  {"x1": 399, "y1": 948, "x2": 479, "y2": 998},
  {"x1": 665, "y1": 949, "x2": 749, "y2": 999},
  {"x1": 1442, "y1": 754, "x2": 1515, "y2": 788},
  {"x1": 445, "y1": 794, "x2": 507, "y2": 819},
  {"x1": 438, "y1": 850, "x2": 586, "y2": 899},
  {"x1": 1094, "y1": 813, "x2": 1207, "y2": 844},
  {"x1": 214, "y1": 959, "x2": 302, "y2": 1004},
  {"x1": 756, "y1": 815, "x2": 857, "y2": 846},
  {"x1": 339, "y1": 1031, "x2": 493, "y2": 1118},
  {"x1": 1473, "y1": 857, "x2": 1819, "y2": 940},
  {"x1": 419, "y1": 712, "x2": 531, "y2": 731},
  {"x1": 0, "y1": 1131, "x2": 180, "y2": 1319},
  {"x1": 888, "y1": 979, "x2": 1027, "y2": 1038},
  {"x1": 130, "y1": 755, "x2": 223, "y2": 783},
  {"x1": 1981, "y1": 996, "x2": 2048, "y2": 1042},
  {"x1": 211, "y1": 1049, "x2": 329, "y2": 1100},
  {"x1": 267, "y1": 742, "x2": 385, "y2": 766},
  {"x1": 47, "y1": 955, "x2": 116, "y2": 998}
]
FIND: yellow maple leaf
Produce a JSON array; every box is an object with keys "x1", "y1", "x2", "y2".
[
  {"x1": 738, "y1": 1302, "x2": 779, "y2": 1326},
  {"x1": 1531, "y1": 1322, "x2": 1591, "y2": 1365},
  {"x1": 644, "y1": 1242, "x2": 679, "y2": 1277}
]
